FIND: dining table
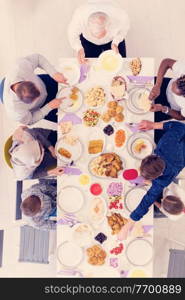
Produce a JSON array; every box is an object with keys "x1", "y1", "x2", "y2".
[{"x1": 56, "y1": 56, "x2": 155, "y2": 278}]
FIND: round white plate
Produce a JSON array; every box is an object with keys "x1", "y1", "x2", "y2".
[
  {"x1": 124, "y1": 187, "x2": 147, "y2": 212},
  {"x1": 88, "y1": 196, "x2": 107, "y2": 225},
  {"x1": 126, "y1": 239, "x2": 153, "y2": 266},
  {"x1": 87, "y1": 128, "x2": 106, "y2": 156},
  {"x1": 97, "y1": 50, "x2": 123, "y2": 74},
  {"x1": 57, "y1": 86, "x2": 83, "y2": 113},
  {"x1": 57, "y1": 241, "x2": 83, "y2": 268},
  {"x1": 59, "y1": 62, "x2": 80, "y2": 85},
  {"x1": 58, "y1": 186, "x2": 84, "y2": 213},
  {"x1": 72, "y1": 223, "x2": 94, "y2": 247},
  {"x1": 127, "y1": 133, "x2": 155, "y2": 160},
  {"x1": 56, "y1": 136, "x2": 83, "y2": 163},
  {"x1": 127, "y1": 87, "x2": 151, "y2": 114}
]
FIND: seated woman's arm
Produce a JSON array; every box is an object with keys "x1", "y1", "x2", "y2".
[{"x1": 149, "y1": 58, "x2": 176, "y2": 101}]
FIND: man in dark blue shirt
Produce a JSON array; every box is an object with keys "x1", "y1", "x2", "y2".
[{"x1": 118, "y1": 120, "x2": 185, "y2": 240}]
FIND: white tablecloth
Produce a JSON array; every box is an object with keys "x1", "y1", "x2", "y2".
[{"x1": 57, "y1": 57, "x2": 154, "y2": 278}]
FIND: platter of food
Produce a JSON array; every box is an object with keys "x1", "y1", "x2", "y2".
[
  {"x1": 127, "y1": 133, "x2": 155, "y2": 160},
  {"x1": 114, "y1": 127, "x2": 127, "y2": 149},
  {"x1": 129, "y1": 58, "x2": 142, "y2": 76},
  {"x1": 87, "y1": 128, "x2": 106, "y2": 155},
  {"x1": 88, "y1": 196, "x2": 107, "y2": 225},
  {"x1": 84, "y1": 86, "x2": 106, "y2": 108},
  {"x1": 88, "y1": 153, "x2": 124, "y2": 179},
  {"x1": 107, "y1": 213, "x2": 128, "y2": 235},
  {"x1": 83, "y1": 109, "x2": 101, "y2": 127},
  {"x1": 110, "y1": 75, "x2": 128, "y2": 100},
  {"x1": 101, "y1": 101, "x2": 124, "y2": 123},
  {"x1": 86, "y1": 244, "x2": 107, "y2": 266},
  {"x1": 57, "y1": 86, "x2": 83, "y2": 113},
  {"x1": 56, "y1": 134, "x2": 83, "y2": 163},
  {"x1": 127, "y1": 87, "x2": 152, "y2": 114},
  {"x1": 58, "y1": 186, "x2": 84, "y2": 213}
]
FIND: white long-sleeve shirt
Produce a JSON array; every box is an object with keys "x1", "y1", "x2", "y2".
[
  {"x1": 166, "y1": 60, "x2": 185, "y2": 117},
  {"x1": 160, "y1": 182, "x2": 185, "y2": 221},
  {"x1": 4, "y1": 53, "x2": 57, "y2": 125},
  {"x1": 68, "y1": 0, "x2": 130, "y2": 51}
]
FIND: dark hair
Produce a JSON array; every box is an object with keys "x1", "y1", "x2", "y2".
[
  {"x1": 20, "y1": 195, "x2": 41, "y2": 216},
  {"x1": 16, "y1": 81, "x2": 40, "y2": 103},
  {"x1": 176, "y1": 75, "x2": 185, "y2": 97},
  {"x1": 162, "y1": 195, "x2": 184, "y2": 215},
  {"x1": 140, "y1": 155, "x2": 165, "y2": 180}
]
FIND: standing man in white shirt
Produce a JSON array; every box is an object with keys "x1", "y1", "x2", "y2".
[
  {"x1": 68, "y1": 0, "x2": 130, "y2": 64},
  {"x1": 3, "y1": 53, "x2": 68, "y2": 125},
  {"x1": 149, "y1": 58, "x2": 185, "y2": 143}
]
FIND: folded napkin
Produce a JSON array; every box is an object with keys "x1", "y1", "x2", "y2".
[
  {"x1": 64, "y1": 167, "x2": 82, "y2": 175},
  {"x1": 59, "y1": 113, "x2": 82, "y2": 125},
  {"x1": 127, "y1": 76, "x2": 154, "y2": 85},
  {"x1": 79, "y1": 63, "x2": 90, "y2": 83},
  {"x1": 125, "y1": 122, "x2": 140, "y2": 133},
  {"x1": 57, "y1": 213, "x2": 79, "y2": 227},
  {"x1": 129, "y1": 176, "x2": 146, "y2": 186}
]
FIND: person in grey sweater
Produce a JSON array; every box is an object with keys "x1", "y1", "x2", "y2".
[
  {"x1": 21, "y1": 180, "x2": 57, "y2": 230},
  {"x1": 9, "y1": 126, "x2": 64, "y2": 180},
  {"x1": 3, "y1": 53, "x2": 67, "y2": 124}
]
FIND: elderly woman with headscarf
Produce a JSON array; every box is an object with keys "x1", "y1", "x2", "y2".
[
  {"x1": 9, "y1": 126, "x2": 64, "y2": 180},
  {"x1": 68, "y1": 0, "x2": 130, "y2": 63}
]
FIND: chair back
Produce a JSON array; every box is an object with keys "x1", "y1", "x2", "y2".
[
  {"x1": 4, "y1": 136, "x2": 13, "y2": 168},
  {"x1": 0, "y1": 78, "x2": 5, "y2": 103}
]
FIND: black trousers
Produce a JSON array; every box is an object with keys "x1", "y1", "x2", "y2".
[
  {"x1": 80, "y1": 34, "x2": 126, "y2": 58},
  {"x1": 38, "y1": 74, "x2": 58, "y2": 123},
  {"x1": 154, "y1": 77, "x2": 172, "y2": 144}
]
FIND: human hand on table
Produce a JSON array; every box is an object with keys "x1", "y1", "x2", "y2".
[
  {"x1": 111, "y1": 43, "x2": 119, "y2": 54},
  {"x1": 138, "y1": 120, "x2": 155, "y2": 131},
  {"x1": 48, "y1": 97, "x2": 66, "y2": 109},
  {"x1": 48, "y1": 167, "x2": 64, "y2": 176},
  {"x1": 77, "y1": 48, "x2": 88, "y2": 64},
  {"x1": 53, "y1": 72, "x2": 68, "y2": 84},
  {"x1": 149, "y1": 84, "x2": 161, "y2": 101},
  {"x1": 150, "y1": 103, "x2": 165, "y2": 112},
  {"x1": 48, "y1": 145, "x2": 57, "y2": 159},
  {"x1": 117, "y1": 219, "x2": 135, "y2": 241},
  {"x1": 13, "y1": 126, "x2": 28, "y2": 141}
]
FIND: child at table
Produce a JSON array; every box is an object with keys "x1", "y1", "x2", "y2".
[
  {"x1": 21, "y1": 180, "x2": 57, "y2": 230},
  {"x1": 154, "y1": 182, "x2": 185, "y2": 221}
]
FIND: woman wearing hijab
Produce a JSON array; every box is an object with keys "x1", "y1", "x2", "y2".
[{"x1": 9, "y1": 126, "x2": 64, "y2": 180}]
